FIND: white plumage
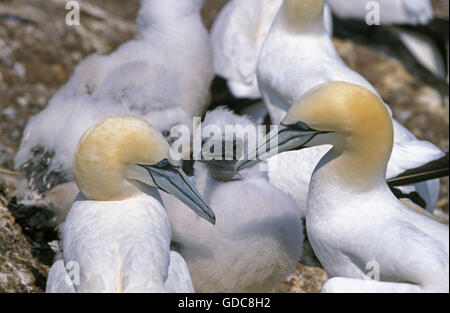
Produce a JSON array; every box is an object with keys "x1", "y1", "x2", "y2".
[
  {"x1": 328, "y1": 0, "x2": 447, "y2": 82},
  {"x1": 14, "y1": 0, "x2": 213, "y2": 224},
  {"x1": 211, "y1": 0, "x2": 333, "y2": 99},
  {"x1": 237, "y1": 82, "x2": 449, "y2": 293},
  {"x1": 46, "y1": 116, "x2": 215, "y2": 292},
  {"x1": 47, "y1": 194, "x2": 193, "y2": 292},
  {"x1": 163, "y1": 108, "x2": 303, "y2": 293},
  {"x1": 328, "y1": 0, "x2": 434, "y2": 25},
  {"x1": 257, "y1": 0, "x2": 444, "y2": 214}
]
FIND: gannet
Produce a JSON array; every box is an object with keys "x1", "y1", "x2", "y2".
[
  {"x1": 256, "y1": 0, "x2": 444, "y2": 214},
  {"x1": 161, "y1": 108, "x2": 303, "y2": 293},
  {"x1": 46, "y1": 117, "x2": 215, "y2": 293},
  {"x1": 14, "y1": 0, "x2": 213, "y2": 226},
  {"x1": 237, "y1": 82, "x2": 449, "y2": 293},
  {"x1": 210, "y1": 0, "x2": 333, "y2": 99}
]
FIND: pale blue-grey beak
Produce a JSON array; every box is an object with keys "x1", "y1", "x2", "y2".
[
  {"x1": 235, "y1": 122, "x2": 328, "y2": 172},
  {"x1": 139, "y1": 160, "x2": 216, "y2": 225}
]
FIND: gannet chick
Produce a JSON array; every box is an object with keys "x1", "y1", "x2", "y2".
[
  {"x1": 162, "y1": 108, "x2": 303, "y2": 293},
  {"x1": 237, "y1": 82, "x2": 449, "y2": 293},
  {"x1": 46, "y1": 117, "x2": 215, "y2": 293},
  {"x1": 14, "y1": 0, "x2": 213, "y2": 226},
  {"x1": 211, "y1": 0, "x2": 333, "y2": 99},
  {"x1": 328, "y1": 0, "x2": 434, "y2": 25},
  {"x1": 257, "y1": 0, "x2": 444, "y2": 213}
]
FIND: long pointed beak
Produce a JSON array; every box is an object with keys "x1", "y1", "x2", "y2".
[
  {"x1": 235, "y1": 125, "x2": 324, "y2": 172},
  {"x1": 139, "y1": 161, "x2": 216, "y2": 225}
]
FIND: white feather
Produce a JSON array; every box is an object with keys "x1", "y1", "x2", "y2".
[
  {"x1": 211, "y1": 0, "x2": 333, "y2": 99},
  {"x1": 47, "y1": 193, "x2": 194, "y2": 293},
  {"x1": 328, "y1": 0, "x2": 434, "y2": 25},
  {"x1": 163, "y1": 109, "x2": 303, "y2": 292}
]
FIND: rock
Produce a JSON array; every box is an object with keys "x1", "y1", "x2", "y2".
[
  {"x1": 0, "y1": 188, "x2": 48, "y2": 292},
  {"x1": 274, "y1": 264, "x2": 328, "y2": 293}
]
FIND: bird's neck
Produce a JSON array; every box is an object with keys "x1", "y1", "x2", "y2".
[
  {"x1": 275, "y1": 0, "x2": 326, "y2": 34},
  {"x1": 313, "y1": 129, "x2": 393, "y2": 194}
]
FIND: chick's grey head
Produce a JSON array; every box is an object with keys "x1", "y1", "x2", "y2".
[{"x1": 199, "y1": 108, "x2": 261, "y2": 182}]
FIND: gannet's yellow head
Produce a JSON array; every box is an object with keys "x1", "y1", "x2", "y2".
[
  {"x1": 74, "y1": 117, "x2": 169, "y2": 201},
  {"x1": 74, "y1": 116, "x2": 215, "y2": 224},
  {"x1": 237, "y1": 82, "x2": 394, "y2": 189},
  {"x1": 280, "y1": 0, "x2": 325, "y2": 29},
  {"x1": 283, "y1": 81, "x2": 393, "y2": 149}
]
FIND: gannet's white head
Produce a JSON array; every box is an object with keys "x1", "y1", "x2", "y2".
[
  {"x1": 278, "y1": 0, "x2": 325, "y2": 31},
  {"x1": 74, "y1": 116, "x2": 215, "y2": 223},
  {"x1": 237, "y1": 82, "x2": 394, "y2": 190}
]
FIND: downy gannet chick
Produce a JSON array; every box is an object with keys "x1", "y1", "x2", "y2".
[
  {"x1": 14, "y1": 0, "x2": 213, "y2": 226},
  {"x1": 46, "y1": 117, "x2": 215, "y2": 293},
  {"x1": 257, "y1": 0, "x2": 444, "y2": 213},
  {"x1": 162, "y1": 108, "x2": 303, "y2": 293},
  {"x1": 211, "y1": 0, "x2": 333, "y2": 99},
  {"x1": 237, "y1": 82, "x2": 449, "y2": 293}
]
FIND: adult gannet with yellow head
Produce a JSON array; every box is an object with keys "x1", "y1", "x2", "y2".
[
  {"x1": 237, "y1": 82, "x2": 449, "y2": 293},
  {"x1": 256, "y1": 0, "x2": 444, "y2": 214},
  {"x1": 46, "y1": 117, "x2": 215, "y2": 293},
  {"x1": 14, "y1": 0, "x2": 213, "y2": 228}
]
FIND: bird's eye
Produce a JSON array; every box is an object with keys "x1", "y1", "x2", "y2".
[
  {"x1": 155, "y1": 159, "x2": 170, "y2": 168},
  {"x1": 296, "y1": 121, "x2": 313, "y2": 131},
  {"x1": 162, "y1": 130, "x2": 171, "y2": 138}
]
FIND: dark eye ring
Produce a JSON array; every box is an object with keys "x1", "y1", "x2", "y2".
[
  {"x1": 162, "y1": 130, "x2": 171, "y2": 138},
  {"x1": 155, "y1": 159, "x2": 170, "y2": 168},
  {"x1": 296, "y1": 121, "x2": 314, "y2": 131}
]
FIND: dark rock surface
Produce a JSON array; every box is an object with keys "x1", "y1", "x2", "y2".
[{"x1": 0, "y1": 185, "x2": 48, "y2": 292}]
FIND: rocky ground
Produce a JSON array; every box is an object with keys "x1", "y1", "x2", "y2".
[{"x1": 0, "y1": 0, "x2": 448, "y2": 293}]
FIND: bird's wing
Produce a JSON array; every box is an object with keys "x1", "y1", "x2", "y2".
[
  {"x1": 388, "y1": 134, "x2": 445, "y2": 179},
  {"x1": 211, "y1": 0, "x2": 257, "y2": 82},
  {"x1": 387, "y1": 130, "x2": 444, "y2": 211},
  {"x1": 46, "y1": 260, "x2": 75, "y2": 293},
  {"x1": 164, "y1": 251, "x2": 194, "y2": 293},
  {"x1": 211, "y1": 0, "x2": 281, "y2": 94}
]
